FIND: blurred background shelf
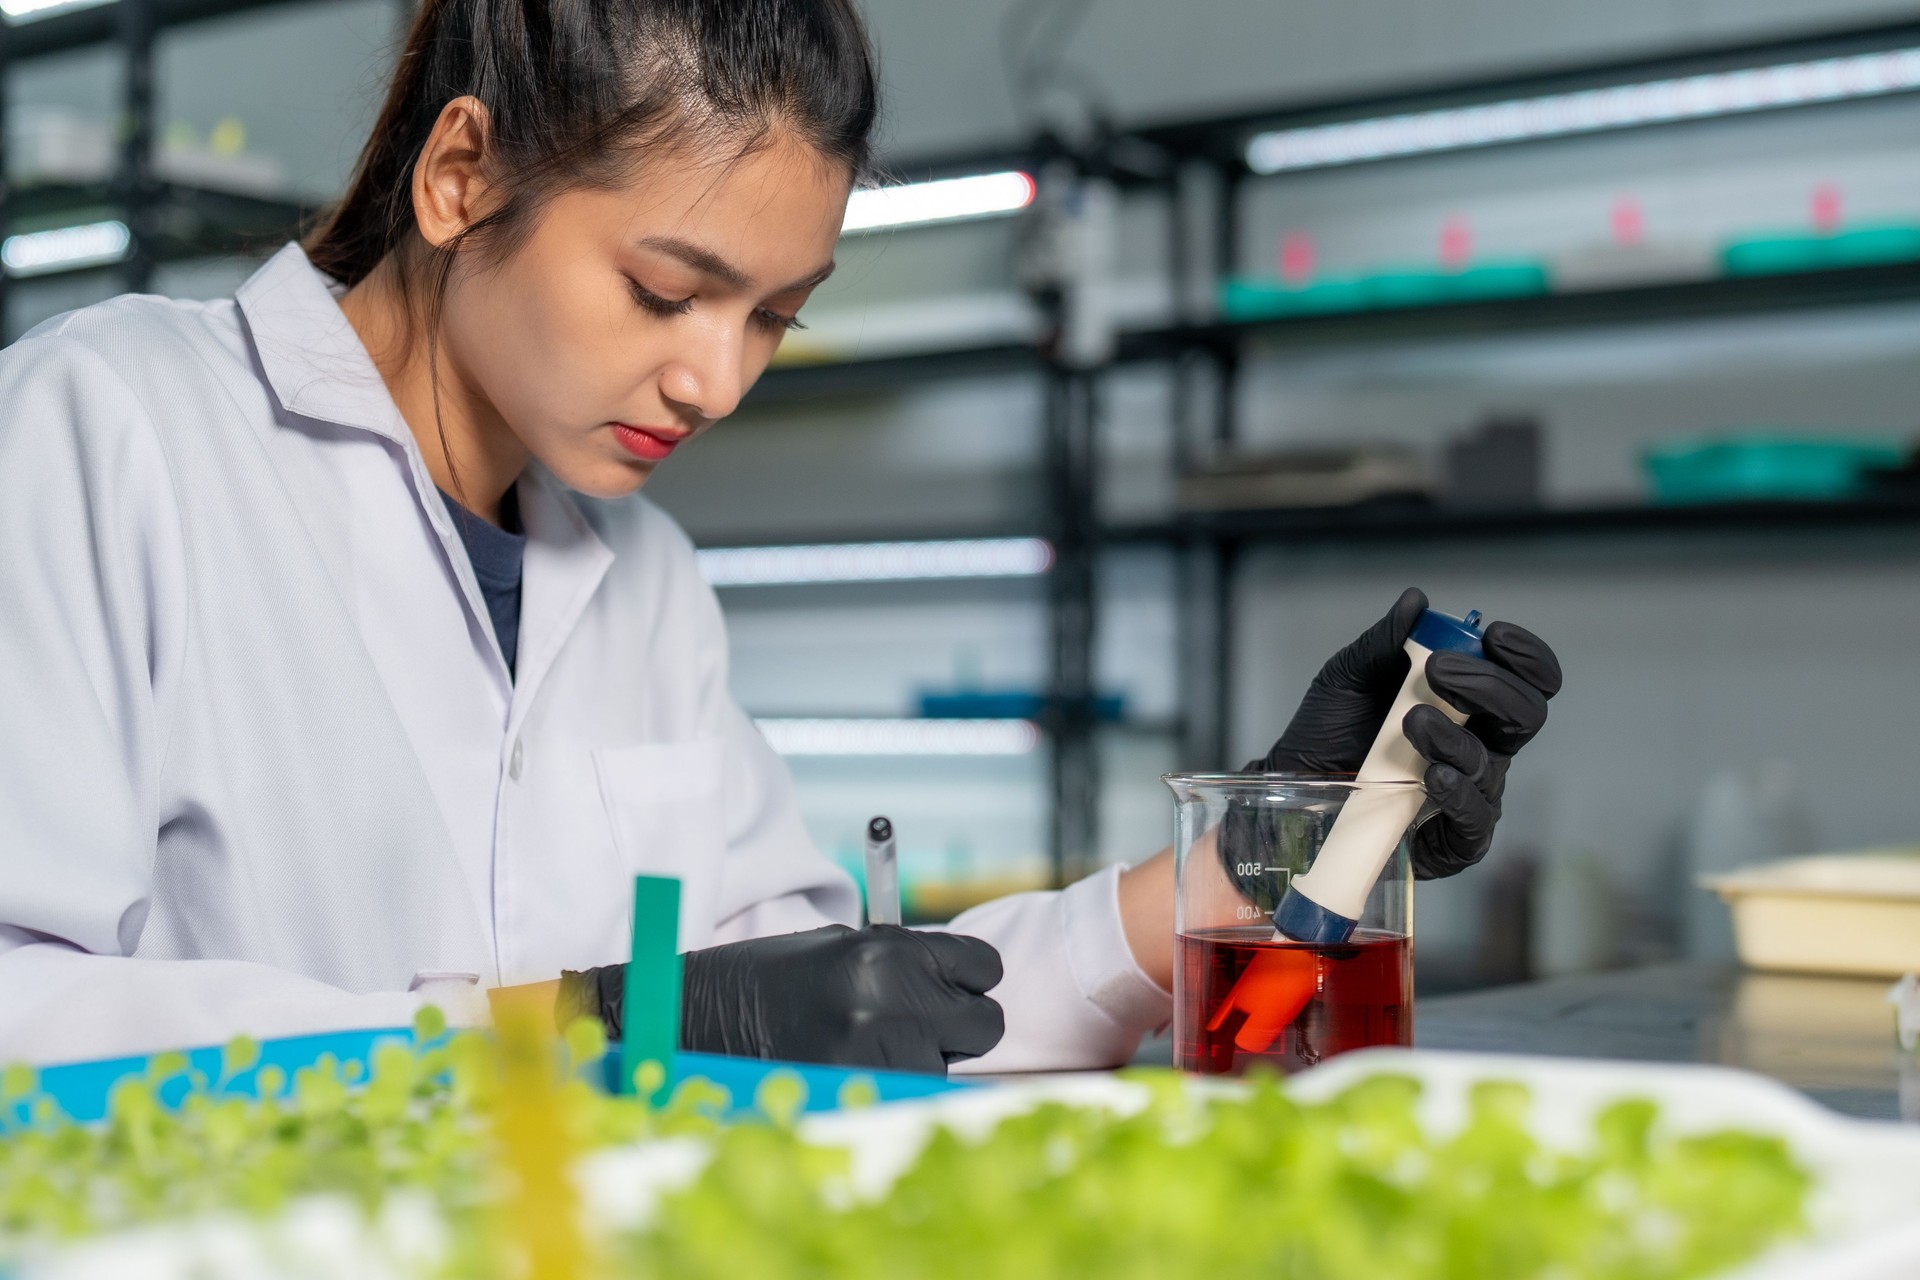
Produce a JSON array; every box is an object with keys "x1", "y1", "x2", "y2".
[
  {"x1": 5, "y1": 181, "x2": 312, "y2": 271},
  {"x1": 1114, "y1": 496, "x2": 1920, "y2": 548},
  {"x1": 6, "y1": 0, "x2": 316, "y2": 61},
  {"x1": 749, "y1": 714, "x2": 1182, "y2": 753},
  {"x1": 1148, "y1": 260, "x2": 1920, "y2": 354},
  {"x1": 1124, "y1": 17, "x2": 1920, "y2": 167},
  {"x1": 745, "y1": 260, "x2": 1920, "y2": 402},
  {"x1": 695, "y1": 498, "x2": 1920, "y2": 563},
  {"x1": 753, "y1": 340, "x2": 1041, "y2": 402}
]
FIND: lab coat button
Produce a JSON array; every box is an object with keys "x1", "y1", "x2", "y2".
[{"x1": 509, "y1": 737, "x2": 524, "y2": 780}]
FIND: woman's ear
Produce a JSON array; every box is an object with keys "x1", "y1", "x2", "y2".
[{"x1": 412, "y1": 95, "x2": 495, "y2": 248}]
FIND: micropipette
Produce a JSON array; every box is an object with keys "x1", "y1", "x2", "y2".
[
  {"x1": 864, "y1": 815, "x2": 900, "y2": 927},
  {"x1": 1273, "y1": 606, "x2": 1485, "y2": 945}
]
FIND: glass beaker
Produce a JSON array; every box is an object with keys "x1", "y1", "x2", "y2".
[{"x1": 1163, "y1": 773, "x2": 1417, "y2": 1076}]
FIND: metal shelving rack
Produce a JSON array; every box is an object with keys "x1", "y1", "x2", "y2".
[
  {"x1": 9, "y1": 6, "x2": 1920, "y2": 890},
  {"x1": 742, "y1": 16, "x2": 1920, "y2": 886}
]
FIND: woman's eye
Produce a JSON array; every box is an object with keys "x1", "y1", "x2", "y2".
[
  {"x1": 753, "y1": 307, "x2": 807, "y2": 334},
  {"x1": 626, "y1": 276, "x2": 802, "y2": 333},
  {"x1": 627, "y1": 280, "x2": 694, "y2": 317}
]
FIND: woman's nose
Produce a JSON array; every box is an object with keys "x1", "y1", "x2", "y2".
[{"x1": 659, "y1": 327, "x2": 746, "y2": 422}]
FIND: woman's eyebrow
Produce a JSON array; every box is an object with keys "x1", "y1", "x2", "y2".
[
  {"x1": 783, "y1": 260, "x2": 837, "y2": 293},
  {"x1": 638, "y1": 235, "x2": 752, "y2": 288},
  {"x1": 636, "y1": 235, "x2": 834, "y2": 294},
  {"x1": 785, "y1": 260, "x2": 838, "y2": 292}
]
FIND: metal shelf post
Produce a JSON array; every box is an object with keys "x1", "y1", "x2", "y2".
[
  {"x1": 1172, "y1": 161, "x2": 1241, "y2": 771},
  {"x1": 1044, "y1": 362, "x2": 1101, "y2": 886},
  {"x1": 118, "y1": 0, "x2": 159, "y2": 294},
  {"x1": 0, "y1": 14, "x2": 12, "y2": 340}
]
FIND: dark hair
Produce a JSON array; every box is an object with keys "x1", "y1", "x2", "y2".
[{"x1": 306, "y1": 0, "x2": 877, "y2": 290}]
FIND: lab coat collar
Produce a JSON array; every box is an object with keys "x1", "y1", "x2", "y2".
[
  {"x1": 235, "y1": 243, "x2": 417, "y2": 451},
  {"x1": 237, "y1": 243, "x2": 614, "y2": 715}
]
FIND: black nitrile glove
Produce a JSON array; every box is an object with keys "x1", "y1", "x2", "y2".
[
  {"x1": 1238, "y1": 587, "x2": 1562, "y2": 880},
  {"x1": 558, "y1": 924, "x2": 1005, "y2": 1076}
]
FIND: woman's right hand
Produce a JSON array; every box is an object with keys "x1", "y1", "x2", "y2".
[
  {"x1": 561, "y1": 924, "x2": 1006, "y2": 1076},
  {"x1": 1244, "y1": 587, "x2": 1562, "y2": 880}
]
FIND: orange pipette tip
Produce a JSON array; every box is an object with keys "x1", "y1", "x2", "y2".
[{"x1": 1208, "y1": 947, "x2": 1319, "y2": 1054}]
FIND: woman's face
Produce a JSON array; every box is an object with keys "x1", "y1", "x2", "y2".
[{"x1": 437, "y1": 136, "x2": 847, "y2": 499}]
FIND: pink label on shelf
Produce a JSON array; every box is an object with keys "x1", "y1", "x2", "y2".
[
  {"x1": 1812, "y1": 183, "x2": 1844, "y2": 233},
  {"x1": 1611, "y1": 196, "x2": 1646, "y2": 246},
  {"x1": 1279, "y1": 230, "x2": 1316, "y2": 283}
]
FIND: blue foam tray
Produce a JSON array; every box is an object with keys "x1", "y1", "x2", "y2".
[{"x1": 21, "y1": 1027, "x2": 969, "y2": 1126}]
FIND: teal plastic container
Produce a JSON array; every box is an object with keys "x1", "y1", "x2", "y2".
[
  {"x1": 1443, "y1": 262, "x2": 1552, "y2": 300},
  {"x1": 1219, "y1": 275, "x2": 1369, "y2": 320},
  {"x1": 1361, "y1": 262, "x2": 1549, "y2": 308},
  {"x1": 1220, "y1": 261, "x2": 1548, "y2": 321},
  {"x1": 1644, "y1": 437, "x2": 1906, "y2": 504},
  {"x1": 1722, "y1": 224, "x2": 1920, "y2": 277},
  {"x1": 1361, "y1": 269, "x2": 1453, "y2": 309}
]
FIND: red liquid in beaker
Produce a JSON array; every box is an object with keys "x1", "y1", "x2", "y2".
[{"x1": 1175, "y1": 927, "x2": 1411, "y2": 1075}]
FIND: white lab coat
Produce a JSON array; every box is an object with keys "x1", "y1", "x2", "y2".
[{"x1": 0, "y1": 244, "x2": 1171, "y2": 1072}]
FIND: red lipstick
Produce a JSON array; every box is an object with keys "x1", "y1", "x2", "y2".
[{"x1": 612, "y1": 423, "x2": 682, "y2": 463}]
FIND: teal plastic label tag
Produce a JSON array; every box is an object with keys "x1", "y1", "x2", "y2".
[{"x1": 618, "y1": 875, "x2": 682, "y2": 1097}]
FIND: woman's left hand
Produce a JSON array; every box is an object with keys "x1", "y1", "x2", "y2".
[{"x1": 1246, "y1": 587, "x2": 1563, "y2": 879}]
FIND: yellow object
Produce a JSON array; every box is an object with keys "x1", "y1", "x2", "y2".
[
  {"x1": 766, "y1": 336, "x2": 841, "y2": 366},
  {"x1": 907, "y1": 873, "x2": 1052, "y2": 920},
  {"x1": 490, "y1": 991, "x2": 589, "y2": 1280},
  {"x1": 210, "y1": 117, "x2": 247, "y2": 157},
  {"x1": 1704, "y1": 850, "x2": 1920, "y2": 977}
]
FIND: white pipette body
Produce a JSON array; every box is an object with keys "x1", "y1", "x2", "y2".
[{"x1": 1271, "y1": 608, "x2": 1484, "y2": 944}]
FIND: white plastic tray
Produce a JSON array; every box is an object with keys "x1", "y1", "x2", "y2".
[
  {"x1": 645, "y1": 1049, "x2": 1920, "y2": 1278},
  {"x1": 20, "y1": 1051, "x2": 1920, "y2": 1280},
  {"x1": 1294, "y1": 1050, "x2": 1920, "y2": 1279}
]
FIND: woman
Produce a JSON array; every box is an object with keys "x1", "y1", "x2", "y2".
[{"x1": 0, "y1": 0, "x2": 1559, "y2": 1073}]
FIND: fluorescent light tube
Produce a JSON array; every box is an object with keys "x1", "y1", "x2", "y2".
[
  {"x1": 842, "y1": 171, "x2": 1036, "y2": 234},
  {"x1": 1, "y1": 0, "x2": 115, "y2": 22},
  {"x1": 697, "y1": 537, "x2": 1053, "y2": 587},
  {"x1": 1, "y1": 220, "x2": 131, "y2": 278},
  {"x1": 1246, "y1": 46, "x2": 1920, "y2": 175},
  {"x1": 756, "y1": 718, "x2": 1041, "y2": 756}
]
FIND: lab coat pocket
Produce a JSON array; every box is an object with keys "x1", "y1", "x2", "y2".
[{"x1": 591, "y1": 737, "x2": 727, "y2": 951}]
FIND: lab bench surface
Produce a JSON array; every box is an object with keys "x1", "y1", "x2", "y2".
[
  {"x1": 1126, "y1": 962, "x2": 1916, "y2": 1122},
  {"x1": 1411, "y1": 961, "x2": 1915, "y2": 1122}
]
